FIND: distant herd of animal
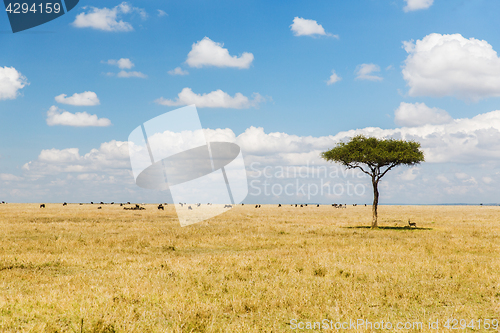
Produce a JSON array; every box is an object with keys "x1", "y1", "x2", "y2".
[{"x1": 35, "y1": 202, "x2": 368, "y2": 210}]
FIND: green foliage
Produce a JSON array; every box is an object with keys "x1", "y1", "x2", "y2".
[{"x1": 321, "y1": 135, "x2": 424, "y2": 180}]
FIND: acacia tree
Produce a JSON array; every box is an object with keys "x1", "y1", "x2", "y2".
[{"x1": 322, "y1": 135, "x2": 424, "y2": 228}]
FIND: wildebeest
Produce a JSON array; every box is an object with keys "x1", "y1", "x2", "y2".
[
  {"x1": 224, "y1": 204, "x2": 232, "y2": 208},
  {"x1": 127, "y1": 202, "x2": 131, "y2": 205},
  {"x1": 98, "y1": 206, "x2": 102, "y2": 209},
  {"x1": 90, "y1": 202, "x2": 93, "y2": 204},
  {"x1": 40, "y1": 204, "x2": 45, "y2": 208},
  {"x1": 300, "y1": 204, "x2": 303, "y2": 207},
  {"x1": 317, "y1": 204, "x2": 319, "y2": 207},
  {"x1": 100, "y1": 202, "x2": 104, "y2": 205},
  {"x1": 111, "y1": 202, "x2": 114, "y2": 205},
  {"x1": 188, "y1": 206, "x2": 192, "y2": 210},
  {"x1": 158, "y1": 204, "x2": 164, "y2": 210},
  {"x1": 63, "y1": 202, "x2": 67, "y2": 206},
  {"x1": 295, "y1": 204, "x2": 297, "y2": 207},
  {"x1": 255, "y1": 205, "x2": 259, "y2": 208},
  {"x1": 278, "y1": 204, "x2": 281, "y2": 207},
  {"x1": 120, "y1": 203, "x2": 123, "y2": 206}
]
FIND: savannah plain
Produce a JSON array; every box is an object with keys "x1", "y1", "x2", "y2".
[{"x1": 0, "y1": 203, "x2": 499, "y2": 332}]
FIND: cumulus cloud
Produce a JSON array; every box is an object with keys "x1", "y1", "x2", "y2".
[
  {"x1": 46, "y1": 106, "x2": 111, "y2": 127},
  {"x1": 157, "y1": 9, "x2": 167, "y2": 17},
  {"x1": 12, "y1": 108, "x2": 500, "y2": 203},
  {"x1": 116, "y1": 70, "x2": 147, "y2": 78},
  {"x1": 0, "y1": 173, "x2": 23, "y2": 181},
  {"x1": 155, "y1": 88, "x2": 265, "y2": 108},
  {"x1": 327, "y1": 70, "x2": 341, "y2": 85},
  {"x1": 186, "y1": 37, "x2": 254, "y2": 69},
  {"x1": 168, "y1": 67, "x2": 189, "y2": 76},
  {"x1": 72, "y1": 2, "x2": 146, "y2": 32},
  {"x1": 402, "y1": 33, "x2": 500, "y2": 101},
  {"x1": 290, "y1": 17, "x2": 337, "y2": 38},
  {"x1": 104, "y1": 58, "x2": 134, "y2": 69},
  {"x1": 55, "y1": 91, "x2": 100, "y2": 106},
  {"x1": 0, "y1": 66, "x2": 28, "y2": 100},
  {"x1": 394, "y1": 102, "x2": 453, "y2": 127},
  {"x1": 403, "y1": 0, "x2": 434, "y2": 12},
  {"x1": 355, "y1": 63, "x2": 383, "y2": 81}
]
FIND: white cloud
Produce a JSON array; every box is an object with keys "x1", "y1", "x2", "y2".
[
  {"x1": 104, "y1": 58, "x2": 135, "y2": 69},
  {"x1": 0, "y1": 173, "x2": 22, "y2": 181},
  {"x1": 186, "y1": 37, "x2": 254, "y2": 69},
  {"x1": 482, "y1": 176, "x2": 493, "y2": 184},
  {"x1": 72, "y1": 2, "x2": 146, "y2": 32},
  {"x1": 168, "y1": 67, "x2": 189, "y2": 76},
  {"x1": 327, "y1": 70, "x2": 341, "y2": 85},
  {"x1": 12, "y1": 108, "x2": 500, "y2": 203},
  {"x1": 46, "y1": 106, "x2": 111, "y2": 127},
  {"x1": 403, "y1": 0, "x2": 434, "y2": 12},
  {"x1": 157, "y1": 9, "x2": 167, "y2": 17},
  {"x1": 116, "y1": 70, "x2": 147, "y2": 78},
  {"x1": 402, "y1": 33, "x2": 500, "y2": 101},
  {"x1": 290, "y1": 17, "x2": 337, "y2": 38},
  {"x1": 103, "y1": 58, "x2": 145, "y2": 77},
  {"x1": 397, "y1": 167, "x2": 420, "y2": 181},
  {"x1": 55, "y1": 91, "x2": 100, "y2": 106},
  {"x1": 355, "y1": 63, "x2": 383, "y2": 81},
  {"x1": 155, "y1": 88, "x2": 265, "y2": 108},
  {"x1": 0, "y1": 67, "x2": 28, "y2": 100},
  {"x1": 394, "y1": 102, "x2": 453, "y2": 127}
]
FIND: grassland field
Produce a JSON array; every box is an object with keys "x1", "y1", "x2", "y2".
[{"x1": 0, "y1": 203, "x2": 499, "y2": 332}]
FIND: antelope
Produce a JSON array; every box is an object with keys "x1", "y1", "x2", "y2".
[{"x1": 408, "y1": 219, "x2": 416, "y2": 228}]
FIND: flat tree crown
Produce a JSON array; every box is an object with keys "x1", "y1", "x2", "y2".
[{"x1": 321, "y1": 135, "x2": 424, "y2": 169}]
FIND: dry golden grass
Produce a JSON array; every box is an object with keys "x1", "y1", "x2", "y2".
[{"x1": 0, "y1": 203, "x2": 499, "y2": 332}]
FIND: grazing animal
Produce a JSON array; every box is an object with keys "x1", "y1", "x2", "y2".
[
  {"x1": 40, "y1": 204, "x2": 45, "y2": 208},
  {"x1": 100, "y1": 202, "x2": 104, "y2": 205},
  {"x1": 295, "y1": 204, "x2": 297, "y2": 207},
  {"x1": 255, "y1": 205, "x2": 258, "y2": 208},
  {"x1": 98, "y1": 206, "x2": 102, "y2": 209},
  {"x1": 63, "y1": 202, "x2": 67, "y2": 206},
  {"x1": 179, "y1": 203, "x2": 184, "y2": 207},
  {"x1": 158, "y1": 204, "x2": 164, "y2": 210},
  {"x1": 278, "y1": 204, "x2": 281, "y2": 207},
  {"x1": 127, "y1": 202, "x2": 131, "y2": 205},
  {"x1": 79, "y1": 203, "x2": 83, "y2": 205},
  {"x1": 91, "y1": 202, "x2": 93, "y2": 204},
  {"x1": 300, "y1": 204, "x2": 303, "y2": 207},
  {"x1": 365, "y1": 204, "x2": 367, "y2": 207},
  {"x1": 305, "y1": 204, "x2": 308, "y2": 207},
  {"x1": 120, "y1": 203, "x2": 123, "y2": 206},
  {"x1": 259, "y1": 205, "x2": 261, "y2": 208},
  {"x1": 224, "y1": 204, "x2": 232, "y2": 208},
  {"x1": 317, "y1": 204, "x2": 319, "y2": 207},
  {"x1": 111, "y1": 202, "x2": 114, "y2": 205},
  {"x1": 408, "y1": 219, "x2": 416, "y2": 228},
  {"x1": 188, "y1": 206, "x2": 192, "y2": 210}
]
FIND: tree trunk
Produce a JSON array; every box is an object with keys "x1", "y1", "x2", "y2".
[{"x1": 372, "y1": 178, "x2": 379, "y2": 228}]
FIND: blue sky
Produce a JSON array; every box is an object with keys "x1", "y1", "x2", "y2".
[{"x1": 2, "y1": 0, "x2": 500, "y2": 204}]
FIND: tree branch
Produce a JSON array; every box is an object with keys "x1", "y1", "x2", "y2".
[{"x1": 377, "y1": 163, "x2": 398, "y2": 181}]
